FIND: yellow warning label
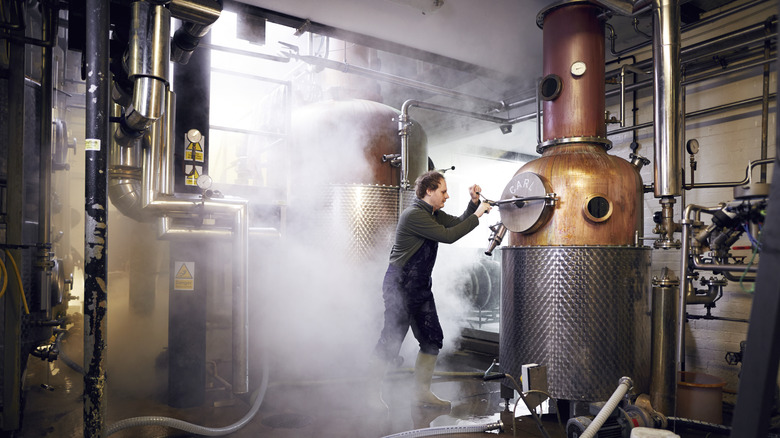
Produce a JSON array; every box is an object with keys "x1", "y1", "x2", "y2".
[
  {"x1": 176, "y1": 263, "x2": 192, "y2": 279},
  {"x1": 85, "y1": 138, "x2": 101, "y2": 151},
  {"x1": 174, "y1": 262, "x2": 195, "y2": 291},
  {"x1": 185, "y1": 165, "x2": 202, "y2": 186},
  {"x1": 185, "y1": 142, "x2": 204, "y2": 162}
]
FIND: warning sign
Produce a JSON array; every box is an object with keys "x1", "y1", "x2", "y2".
[
  {"x1": 174, "y1": 261, "x2": 195, "y2": 291},
  {"x1": 185, "y1": 142, "x2": 204, "y2": 162},
  {"x1": 185, "y1": 164, "x2": 202, "y2": 186}
]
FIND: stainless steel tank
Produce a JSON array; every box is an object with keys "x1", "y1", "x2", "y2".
[{"x1": 498, "y1": 0, "x2": 650, "y2": 402}]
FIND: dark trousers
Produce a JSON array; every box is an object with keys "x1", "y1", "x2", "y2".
[{"x1": 374, "y1": 239, "x2": 443, "y2": 361}]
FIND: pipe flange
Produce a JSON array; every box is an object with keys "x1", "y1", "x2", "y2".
[{"x1": 536, "y1": 136, "x2": 612, "y2": 154}]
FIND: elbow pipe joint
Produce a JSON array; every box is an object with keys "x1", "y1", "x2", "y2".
[{"x1": 169, "y1": 0, "x2": 223, "y2": 64}]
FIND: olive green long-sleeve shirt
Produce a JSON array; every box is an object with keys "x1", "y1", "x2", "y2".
[{"x1": 388, "y1": 198, "x2": 480, "y2": 267}]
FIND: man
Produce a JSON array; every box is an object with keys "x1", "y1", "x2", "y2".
[{"x1": 371, "y1": 170, "x2": 492, "y2": 410}]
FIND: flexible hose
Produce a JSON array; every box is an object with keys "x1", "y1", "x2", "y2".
[
  {"x1": 381, "y1": 421, "x2": 503, "y2": 438},
  {"x1": 580, "y1": 377, "x2": 633, "y2": 438},
  {"x1": 106, "y1": 362, "x2": 269, "y2": 436},
  {"x1": 3, "y1": 249, "x2": 30, "y2": 314},
  {"x1": 54, "y1": 331, "x2": 84, "y2": 375},
  {"x1": 0, "y1": 254, "x2": 8, "y2": 299}
]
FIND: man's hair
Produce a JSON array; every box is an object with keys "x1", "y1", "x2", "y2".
[{"x1": 414, "y1": 171, "x2": 445, "y2": 199}]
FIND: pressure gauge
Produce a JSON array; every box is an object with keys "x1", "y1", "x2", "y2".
[
  {"x1": 196, "y1": 174, "x2": 213, "y2": 190},
  {"x1": 686, "y1": 139, "x2": 700, "y2": 155},
  {"x1": 571, "y1": 61, "x2": 587, "y2": 77}
]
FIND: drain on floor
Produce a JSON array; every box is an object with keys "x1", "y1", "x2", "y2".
[{"x1": 261, "y1": 413, "x2": 314, "y2": 429}]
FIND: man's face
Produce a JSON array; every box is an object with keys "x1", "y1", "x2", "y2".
[{"x1": 427, "y1": 179, "x2": 449, "y2": 211}]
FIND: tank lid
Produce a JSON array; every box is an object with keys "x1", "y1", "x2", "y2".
[{"x1": 536, "y1": 0, "x2": 606, "y2": 29}]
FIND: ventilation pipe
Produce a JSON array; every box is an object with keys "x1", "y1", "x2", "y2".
[
  {"x1": 114, "y1": 1, "x2": 171, "y2": 145},
  {"x1": 170, "y1": 0, "x2": 223, "y2": 65}
]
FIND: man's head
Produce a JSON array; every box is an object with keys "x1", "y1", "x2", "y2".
[{"x1": 415, "y1": 171, "x2": 448, "y2": 211}]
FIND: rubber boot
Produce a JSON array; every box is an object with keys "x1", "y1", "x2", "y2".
[{"x1": 413, "y1": 352, "x2": 451, "y2": 409}]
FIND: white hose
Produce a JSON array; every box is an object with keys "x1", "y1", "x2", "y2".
[
  {"x1": 580, "y1": 377, "x2": 633, "y2": 438},
  {"x1": 381, "y1": 421, "x2": 502, "y2": 438},
  {"x1": 106, "y1": 363, "x2": 269, "y2": 436}
]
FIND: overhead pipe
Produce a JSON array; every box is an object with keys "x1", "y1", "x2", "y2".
[
  {"x1": 604, "y1": 0, "x2": 770, "y2": 56},
  {"x1": 289, "y1": 53, "x2": 506, "y2": 112},
  {"x1": 606, "y1": 16, "x2": 778, "y2": 89},
  {"x1": 591, "y1": 0, "x2": 651, "y2": 17},
  {"x1": 83, "y1": 0, "x2": 111, "y2": 433},
  {"x1": 169, "y1": 0, "x2": 223, "y2": 64},
  {"x1": 398, "y1": 98, "x2": 534, "y2": 189}
]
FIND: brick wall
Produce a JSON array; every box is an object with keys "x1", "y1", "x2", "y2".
[{"x1": 607, "y1": 1, "x2": 776, "y2": 403}]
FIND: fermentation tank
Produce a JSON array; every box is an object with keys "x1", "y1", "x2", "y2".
[{"x1": 498, "y1": 0, "x2": 651, "y2": 403}]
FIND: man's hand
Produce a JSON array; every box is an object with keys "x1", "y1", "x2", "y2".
[
  {"x1": 475, "y1": 201, "x2": 492, "y2": 218},
  {"x1": 469, "y1": 184, "x2": 482, "y2": 205}
]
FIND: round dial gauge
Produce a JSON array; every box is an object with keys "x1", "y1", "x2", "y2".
[
  {"x1": 196, "y1": 174, "x2": 213, "y2": 190},
  {"x1": 571, "y1": 61, "x2": 587, "y2": 77},
  {"x1": 686, "y1": 139, "x2": 700, "y2": 155}
]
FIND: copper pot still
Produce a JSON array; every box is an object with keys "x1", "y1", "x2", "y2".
[
  {"x1": 498, "y1": 1, "x2": 650, "y2": 402},
  {"x1": 504, "y1": 1, "x2": 642, "y2": 246}
]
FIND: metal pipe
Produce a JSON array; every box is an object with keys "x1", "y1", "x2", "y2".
[
  {"x1": 38, "y1": 5, "x2": 54, "y2": 316},
  {"x1": 158, "y1": 217, "x2": 281, "y2": 240},
  {"x1": 687, "y1": 158, "x2": 774, "y2": 189},
  {"x1": 691, "y1": 255, "x2": 759, "y2": 273},
  {"x1": 678, "y1": 204, "x2": 735, "y2": 378},
  {"x1": 137, "y1": 89, "x2": 253, "y2": 394},
  {"x1": 170, "y1": 0, "x2": 222, "y2": 64},
  {"x1": 652, "y1": 0, "x2": 682, "y2": 198},
  {"x1": 606, "y1": 0, "x2": 771, "y2": 57},
  {"x1": 760, "y1": 25, "x2": 771, "y2": 182},
  {"x1": 293, "y1": 54, "x2": 505, "y2": 112},
  {"x1": 608, "y1": 95, "x2": 777, "y2": 137},
  {"x1": 678, "y1": 211, "x2": 691, "y2": 375},
  {"x1": 685, "y1": 277, "x2": 726, "y2": 305},
  {"x1": 651, "y1": 270, "x2": 678, "y2": 416},
  {"x1": 169, "y1": 0, "x2": 222, "y2": 24},
  {"x1": 123, "y1": 3, "x2": 170, "y2": 133},
  {"x1": 84, "y1": 0, "x2": 110, "y2": 433}
]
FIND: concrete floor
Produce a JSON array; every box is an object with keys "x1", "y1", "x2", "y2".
[{"x1": 16, "y1": 349, "x2": 729, "y2": 438}]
